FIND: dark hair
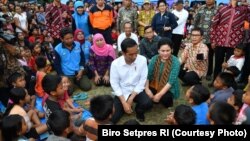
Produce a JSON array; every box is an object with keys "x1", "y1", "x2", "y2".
[
  {"x1": 157, "y1": 0, "x2": 167, "y2": 7},
  {"x1": 4, "y1": 87, "x2": 27, "y2": 116},
  {"x1": 35, "y1": 56, "x2": 47, "y2": 70},
  {"x1": 90, "y1": 95, "x2": 114, "y2": 121},
  {"x1": 191, "y1": 27, "x2": 204, "y2": 36},
  {"x1": 209, "y1": 102, "x2": 236, "y2": 125},
  {"x1": 225, "y1": 66, "x2": 240, "y2": 77},
  {"x1": 217, "y1": 72, "x2": 237, "y2": 89},
  {"x1": 47, "y1": 110, "x2": 70, "y2": 136},
  {"x1": 8, "y1": 72, "x2": 24, "y2": 85},
  {"x1": 232, "y1": 89, "x2": 244, "y2": 110},
  {"x1": 42, "y1": 74, "x2": 62, "y2": 95},
  {"x1": 174, "y1": 104, "x2": 196, "y2": 125},
  {"x1": 235, "y1": 43, "x2": 245, "y2": 54},
  {"x1": 157, "y1": 37, "x2": 173, "y2": 50},
  {"x1": 123, "y1": 119, "x2": 140, "y2": 125},
  {"x1": 189, "y1": 84, "x2": 210, "y2": 105},
  {"x1": 60, "y1": 27, "x2": 73, "y2": 38},
  {"x1": 121, "y1": 38, "x2": 137, "y2": 53},
  {"x1": 2, "y1": 114, "x2": 23, "y2": 141},
  {"x1": 144, "y1": 25, "x2": 153, "y2": 32}
]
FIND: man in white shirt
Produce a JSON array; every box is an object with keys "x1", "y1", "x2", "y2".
[
  {"x1": 172, "y1": 0, "x2": 189, "y2": 56},
  {"x1": 110, "y1": 38, "x2": 153, "y2": 124},
  {"x1": 117, "y1": 22, "x2": 139, "y2": 53}
]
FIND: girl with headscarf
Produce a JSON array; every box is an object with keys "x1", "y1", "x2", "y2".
[
  {"x1": 72, "y1": 1, "x2": 91, "y2": 39},
  {"x1": 74, "y1": 29, "x2": 91, "y2": 64},
  {"x1": 89, "y1": 33, "x2": 116, "y2": 86}
]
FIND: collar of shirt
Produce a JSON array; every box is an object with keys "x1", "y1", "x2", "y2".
[
  {"x1": 62, "y1": 42, "x2": 76, "y2": 51},
  {"x1": 120, "y1": 56, "x2": 138, "y2": 66}
]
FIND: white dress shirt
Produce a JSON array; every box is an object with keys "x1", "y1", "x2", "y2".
[
  {"x1": 117, "y1": 33, "x2": 139, "y2": 52},
  {"x1": 172, "y1": 9, "x2": 189, "y2": 35},
  {"x1": 110, "y1": 55, "x2": 148, "y2": 101}
]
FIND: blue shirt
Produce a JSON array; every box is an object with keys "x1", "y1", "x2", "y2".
[
  {"x1": 54, "y1": 41, "x2": 84, "y2": 75},
  {"x1": 192, "y1": 102, "x2": 210, "y2": 125}
]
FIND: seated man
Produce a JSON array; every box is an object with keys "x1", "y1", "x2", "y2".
[
  {"x1": 54, "y1": 27, "x2": 91, "y2": 91},
  {"x1": 110, "y1": 38, "x2": 153, "y2": 124},
  {"x1": 139, "y1": 26, "x2": 161, "y2": 62}
]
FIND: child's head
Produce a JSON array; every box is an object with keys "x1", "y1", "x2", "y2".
[
  {"x1": 173, "y1": 104, "x2": 196, "y2": 125},
  {"x1": 60, "y1": 27, "x2": 74, "y2": 46},
  {"x1": 61, "y1": 76, "x2": 71, "y2": 91},
  {"x1": 2, "y1": 114, "x2": 27, "y2": 141},
  {"x1": 224, "y1": 66, "x2": 240, "y2": 78},
  {"x1": 8, "y1": 72, "x2": 26, "y2": 88},
  {"x1": 35, "y1": 56, "x2": 47, "y2": 70},
  {"x1": 234, "y1": 43, "x2": 245, "y2": 57},
  {"x1": 8, "y1": 88, "x2": 30, "y2": 106},
  {"x1": 90, "y1": 95, "x2": 114, "y2": 121},
  {"x1": 213, "y1": 72, "x2": 237, "y2": 90},
  {"x1": 242, "y1": 86, "x2": 250, "y2": 105},
  {"x1": 47, "y1": 110, "x2": 72, "y2": 136},
  {"x1": 123, "y1": 119, "x2": 140, "y2": 125},
  {"x1": 227, "y1": 89, "x2": 244, "y2": 112},
  {"x1": 207, "y1": 102, "x2": 236, "y2": 125},
  {"x1": 42, "y1": 74, "x2": 64, "y2": 98},
  {"x1": 185, "y1": 84, "x2": 210, "y2": 105},
  {"x1": 31, "y1": 42, "x2": 41, "y2": 55}
]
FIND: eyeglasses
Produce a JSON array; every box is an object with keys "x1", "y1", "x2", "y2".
[{"x1": 77, "y1": 6, "x2": 84, "y2": 9}]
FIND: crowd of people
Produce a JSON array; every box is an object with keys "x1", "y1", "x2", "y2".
[{"x1": 0, "y1": 0, "x2": 250, "y2": 140}]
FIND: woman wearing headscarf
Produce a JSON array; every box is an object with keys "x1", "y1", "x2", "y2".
[
  {"x1": 74, "y1": 29, "x2": 91, "y2": 64},
  {"x1": 72, "y1": 1, "x2": 91, "y2": 39},
  {"x1": 89, "y1": 33, "x2": 116, "y2": 86}
]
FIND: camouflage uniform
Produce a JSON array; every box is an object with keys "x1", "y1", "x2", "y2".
[
  {"x1": 117, "y1": 7, "x2": 138, "y2": 33},
  {"x1": 194, "y1": 5, "x2": 217, "y2": 44}
]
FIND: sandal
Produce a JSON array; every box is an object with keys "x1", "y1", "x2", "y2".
[{"x1": 72, "y1": 92, "x2": 88, "y2": 101}]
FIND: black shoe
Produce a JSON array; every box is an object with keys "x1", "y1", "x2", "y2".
[
  {"x1": 206, "y1": 75, "x2": 212, "y2": 81},
  {"x1": 136, "y1": 113, "x2": 145, "y2": 122}
]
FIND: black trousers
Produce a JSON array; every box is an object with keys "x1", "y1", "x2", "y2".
[
  {"x1": 206, "y1": 43, "x2": 214, "y2": 76},
  {"x1": 111, "y1": 91, "x2": 153, "y2": 124},
  {"x1": 213, "y1": 46, "x2": 234, "y2": 80},
  {"x1": 172, "y1": 34, "x2": 183, "y2": 56},
  {"x1": 150, "y1": 87, "x2": 173, "y2": 108},
  {"x1": 240, "y1": 43, "x2": 250, "y2": 83},
  {"x1": 93, "y1": 27, "x2": 113, "y2": 44},
  {"x1": 179, "y1": 64, "x2": 201, "y2": 85}
]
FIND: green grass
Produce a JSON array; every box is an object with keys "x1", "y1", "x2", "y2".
[{"x1": 73, "y1": 80, "x2": 201, "y2": 125}]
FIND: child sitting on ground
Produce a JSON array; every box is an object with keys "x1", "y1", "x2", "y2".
[
  {"x1": 2, "y1": 114, "x2": 47, "y2": 141},
  {"x1": 207, "y1": 102, "x2": 236, "y2": 125},
  {"x1": 77, "y1": 95, "x2": 114, "y2": 140},
  {"x1": 227, "y1": 89, "x2": 244, "y2": 124},
  {"x1": 46, "y1": 110, "x2": 72, "y2": 141},
  {"x1": 222, "y1": 43, "x2": 245, "y2": 72},
  {"x1": 165, "y1": 104, "x2": 196, "y2": 125},
  {"x1": 185, "y1": 84, "x2": 210, "y2": 125},
  {"x1": 237, "y1": 85, "x2": 250, "y2": 125},
  {"x1": 209, "y1": 72, "x2": 237, "y2": 106}
]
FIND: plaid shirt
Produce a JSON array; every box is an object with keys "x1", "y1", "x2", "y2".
[{"x1": 45, "y1": 3, "x2": 71, "y2": 39}]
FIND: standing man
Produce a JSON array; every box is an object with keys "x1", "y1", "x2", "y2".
[
  {"x1": 172, "y1": 0, "x2": 189, "y2": 56},
  {"x1": 110, "y1": 38, "x2": 153, "y2": 124},
  {"x1": 89, "y1": 0, "x2": 113, "y2": 44},
  {"x1": 194, "y1": 0, "x2": 217, "y2": 80},
  {"x1": 210, "y1": 0, "x2": 250, "y2": 81},
  {"x1": 46, "y1": 0, "x2": 72, "y2": 47},
  {"x1": 117, "y1": 0, "x2": 138, "y2": 33}
]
